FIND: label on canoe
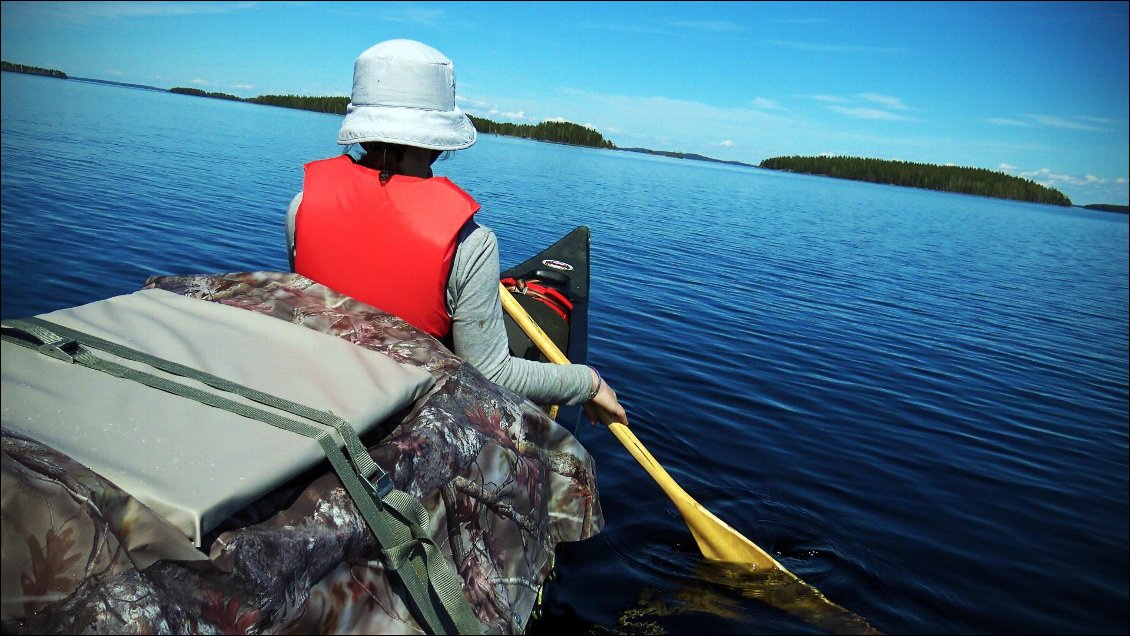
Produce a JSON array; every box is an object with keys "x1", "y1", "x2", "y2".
[{"x1": 541, "y1": 259, "x2": 574, "y2": 271}]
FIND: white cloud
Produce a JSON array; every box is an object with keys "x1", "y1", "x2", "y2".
[
  {"x1": 775, "y1": 18, "x2": 831, "y2": 25},
  {"x1": 988, "y1": 113, "x2": 1110, "y2": 132},
  {"x1": 827, "y1": 106, "x2": 915, "y2": 121},
  {"x1": 578, "y1": 21, "x2": 666, "y2": 35},
  {"x1": 456, "y1": 96, "x2": 492, "y2": 110},
  {"x1": 991, "y1": 164, "x2": 1130, "y2": 204},
  {"x1": 1021, "y1": 114, "x2": 1107, "y2": 132},
  {"x1": 12, "y1": 1, "x2": 258, "y2": 22},
  {"x1": 375, "y1": 6, "x2": 446, "y2": 26},
  {"x1": 803, "y1": 94, "x2": 915, "y2": 121},
  {"x1": 671, "y1": 20, "x2": 744, "y2": 33},
  {"x1": 718, "y1": 140, "x2": 735, "y2": 148},
  {"x1": 987, "y1": 117, "x2": 1034, "y2": 127},
  {"x1": 764, "y1": 39, "x2": 906, "y2": 54},
  {"x1": 190, "y1": 79, "x2": 210, "y2": 86},
  {"x1": 1002, "y1": 165, "x2": 1119, "y2": 189},
  {"x1": 1035, "y1": 168, "x2": 1094, "y2": 186},
  {"x1": 805, "y1": 94, "x2": 851, "y2": 104},
  {"x1": 1077, "y1": 115, "x2": 1124, "y2": 127},
  {"x1": 857, "y1": 93, "x2": 910, "y2": 110},
  {"x1": 461, "y1": 97, "x2": 544, "y2": 123},
  {"x1": 752, "y1": 97, "x2": 782, "y2": 110}
]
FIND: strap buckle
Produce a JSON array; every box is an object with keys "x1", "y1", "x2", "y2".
[
  {"x1": 360, "y1": 466, "x2": 395, "y2": 500},
  {"x1": 37, "y1": 338, "x2": 79, "y2": 363}
]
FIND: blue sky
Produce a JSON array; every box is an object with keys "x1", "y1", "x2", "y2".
[{"x1": 2, "y1": 1, "x2": 1127, "y2": 206}]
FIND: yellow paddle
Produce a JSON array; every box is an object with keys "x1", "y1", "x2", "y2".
[
  {"x1": 499, "y1": 282, "x2": 882, "y2": 633},
  {"x1": 499, "y1": 282, "x2": 783, "y2": 565}
]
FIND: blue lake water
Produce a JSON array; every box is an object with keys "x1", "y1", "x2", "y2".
[{"x1": 2, "y1": 70, "x2": 1127, "y2": 634}]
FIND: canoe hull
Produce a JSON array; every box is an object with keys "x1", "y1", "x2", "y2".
[{"x1": 501, "y1": 225, "x2": 590, "y2": 431}]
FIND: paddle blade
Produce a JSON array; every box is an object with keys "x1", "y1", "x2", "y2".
[
  {"x1": 605, "y1": 422, "x2": 783, "y2": 568},
  {"x1": 686, "y1": 502, "x2": 784, "y2": 567}
]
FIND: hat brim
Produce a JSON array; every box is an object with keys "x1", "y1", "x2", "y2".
[{"x1": 337, "y1": 103, "x2": 477, "y2": 151}]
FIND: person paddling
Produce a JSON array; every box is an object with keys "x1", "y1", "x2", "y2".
[{"x1": 286, "y1": 38, "x2": 626, "y2": 426}]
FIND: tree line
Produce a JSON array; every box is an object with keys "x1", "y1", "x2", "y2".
[
  {"x1": 249, "y1": 94, "x2": 349, "y2": 114},
  {"x1": 1083, "y1": 204, "x2": 1128, "y2": 214},
  {"x1": 760, "y1": 155, "x2": 1072, "y2": 206},
  {"x1": 168, "y1": 87, "x2": 613, "y2": 148},
  {"x1": 2, "y1": 60, "x2": 67, "y2": 79},
  {"x1": 169, "y1": 88, "x2": 350, "y2": 115},
  {"x1": 467, "y1": 116, "x2": 614, "y2": 149}
]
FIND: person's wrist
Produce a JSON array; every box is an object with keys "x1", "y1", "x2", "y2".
[{"x1": 587, "y1": 366, "x2": 603, "y2": 401}]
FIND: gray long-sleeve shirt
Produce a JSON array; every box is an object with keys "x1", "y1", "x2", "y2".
[{"x1": 286, "y1": 192, "x2": 592, "y2": 405}]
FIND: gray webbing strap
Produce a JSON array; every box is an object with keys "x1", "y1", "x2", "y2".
[{"x1": 1, "y1": 318, "x2": 483, "y2": 635}]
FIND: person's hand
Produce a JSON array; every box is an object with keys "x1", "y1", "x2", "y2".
[{"x1": 583, "y1": 368, "x2": 628, "y2": 427}]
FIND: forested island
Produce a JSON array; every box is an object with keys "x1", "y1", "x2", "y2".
[
  {"x1": 466, "y1": 115, "x2": 613, "y2": 149},
  {"x1": 1, "y1": 60, "x2": 66, "y2": 79},
  {"x1": 760, "y1": 155, "x2": 1072, "y2": 206},
  {"x1": 616, "y1": 147, "x2": 757, "y2": 167},
  {"x1": 1083, "y1": 204, "x2": 1129, "y2": 214}
]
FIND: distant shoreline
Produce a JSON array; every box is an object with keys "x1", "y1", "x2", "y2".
[
  {"x1": 1, "y1": 60, "x2": 65, "y2": 79},
  {"x1": 1080, "y1": 203, "x2": 1129, "y2": 214},
  {"x1": 69, "y1": 76, "x2": 168, "y2": 93},
  {"x1": 614, "y1": 147, "x2": 758, "y2": 168},
  {"x1": 3, "y1": 62, "x2": 1126, "y2": 211}
]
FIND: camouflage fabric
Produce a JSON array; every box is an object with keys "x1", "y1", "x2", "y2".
[{"x1": 1, "y1": 271, "x2": 604, "y2": 634}]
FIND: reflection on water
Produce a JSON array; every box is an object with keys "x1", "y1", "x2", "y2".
[
  {"x1": 569, "y1": 561, "x2": 881, "y2": 635},
  {"x1": 532, "y1": 532, "x2": 885, "y2": 635},
  {"x1": 691, "y1": 561, "x2": 881, "y2": 635}
]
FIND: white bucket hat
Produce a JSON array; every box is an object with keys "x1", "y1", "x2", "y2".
[{"x1": 337, "y1": 39, "x2": 477, "y2": 151}]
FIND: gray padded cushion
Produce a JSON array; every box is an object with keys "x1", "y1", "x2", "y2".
[{"x1": 1, "y1": 288, "x2": 435, "y2": 546}]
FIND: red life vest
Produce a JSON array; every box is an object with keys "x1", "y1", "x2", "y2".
[{"x1": 294, "y1": 155, "x2": 480, "y2": 339}]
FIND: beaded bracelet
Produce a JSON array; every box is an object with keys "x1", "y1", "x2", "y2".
[{"x1": 587, "y1": 366, "x2": 603, "y2": 401}]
